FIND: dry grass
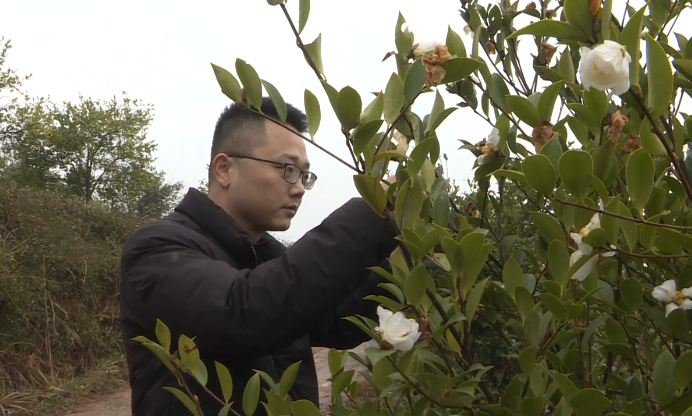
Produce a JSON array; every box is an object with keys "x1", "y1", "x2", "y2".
[{"x1": 0, "y1": 184, "x2": 143, "y2": 415}]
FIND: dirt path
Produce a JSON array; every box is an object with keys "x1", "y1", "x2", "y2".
[{"x1": 63, "y1": 343, "x2": 374, "y2": 416}]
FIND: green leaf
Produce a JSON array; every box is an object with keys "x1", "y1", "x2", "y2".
[
  {"x1": 537, "y1": 81, "x2": 563, "y2": 123},
  {"x1": 492, "y1": 169, "x2": 528, "y2": 184},
  {"x1": 219, "y1": 404, "x2": 233, "y2": 416},
  {"x1": 626, "y1": 148, "x2": 655, "y2": 211},
  {"x1": 261, "y1": 80, "x2": 287, "y2": 124},
  {"x1": 540, "y1": 293, "x2": 564, "y2": 319},
  {"x1": 433, "y1": 193, "x2": 450, "y2": 226},
  {"x1": 394, "y1": 178, "x2": 425, "y2": 231},
  {"x1": 458, "y1": 232, "x2": 492, "y2": 293},
  {"x1": 639, "y1": 117, "x2": 667, "y2": 157},
  {"x1": 646, "y1": 34, "x2": 674, "y2": 117},
  {"x1": 559, "y1": 49, "x2": 576, "y2": 84},
  {"x1": 491, "y1": 74, "x2": 510, "y2": 114},
  {"x1": 279, "y1": 361, "x2": 302, "y2": 397},
  {"x1": 440, "y1": 58, "x2": 484, "y2": 84},
  {"x1": 353, "y1": 175, "x2": 387, "y2": 215},
  {"x1": 179, "y1": 335, "x2": 208, "y2": 387},
  {"x1": 404, "y1": 59, "x2": 425, "y2": 102},
  {"x1": 210, "y1": 63, "x2": 243, "y2": 102},
  {"x1": 619, "y1": 278, "x2": 643, "y2": 311},
  {"x1": 332, "y1": 369, "x2": 355, "y2": 399},
  {"x1": 365, "y1": 347, "x2": 396, "y2": 367},
  {"x1": 653, "y1": 350, "x2": 676, "y2": 406},
  {"x1": 521, "y1": 397, "x2": 543, "y2": 416},
  {"x1": 502, "y1": 257, "x2": 523, "y2": 300},
  {"x1": 291, "y1": 399, "x2": 322, "y2": 416},
  {"x1": 465, "y1": 278, "x2": 489, "y2": 323},
  {"x1": 215, "y1": 362, "x2": 233, "y2": 404},
  {"x1": 564, "y1": 0, "x2": 593, "y2": 42},
  {"x1": 384, "y1": 73, "x2": 404, "y2": 125},
  {"x1": 506, "y1": 95, "x2": 541, "y2": 127},
  {"x1": 298, "y1": 0, "x2": 310, "y2": 34},
  {"x1": 548, "y1": 240, "x2": 570, "y2": 289},
  {"x1": 516, "y1": 286, "x2": 534, "y2": 321},
  {"x1": 242, "y1": 373, "x2": 261, "y2": 416},
  {"x1": 405, "y1": 264, "x2": 429, "y2": 307},
  {"x1": 540, "y1": 136, "x2": 563, "y2": 172},
  {"x1": 164, "y1": 387, "x2": 200, "y2": 416},
  {"x1": 523, "y1": 154, "x2": 557, "y2": 194},
  {"x1": 235, "y1": 59, "x2": 263, "y2": 110},
  {"x1": 353, "y1": 119, "x2": 384, "y2": 155},
  {"x1": 506, "y1": 20, "x2": 589, "y2": 42},
  {"x1": 446, "y1": 26, "x2": 466, "y2": 58},
  {"x1": 570, "y1": 389, "x2": 611, "y2": 416},
  {"x1": 531, "y1": 212, "x2": 566, "y2": 246},
  {"x1": 141, "y1": 342, "x2": 176, "y2": 376},
  {"x1": 155, "y1": 319, "x2": 171, "y2": 352},
  {"x1": 583, "y1": 88, "x2": 608, "y2": 120},
  {"x1": 362, "y1": 93, "x2": 384, "y2": 124},
  {"x1": 328, "y1": 349, "x2": 342, "y2": 377},
  {"x1": 620, "y1": 5, "x2": 647, "y2": 88},
  {"x1": 426, "y1": 91, "x2": 457, "y2": 134},
  {"x1": 551, "y1": 371, "x2": 579, "y2": 400},
  {"x1": 519, "y1": 346, "x2": 538, "y2": 374},
  {"x1": 408, "y1": 138, "x2": 435, "y2": 179},
  {"x1": 304, "y1": 34, "x2": 324, "y2": 76},
  {"x1": 559, "y1": 150, "x2": 593, "y2": 200},
  {"x1": 601, "y1": 0, "x2": 613, "y2": 41},
  {"x1": 674, "y1": 352, "x2": 692, "y2": 391},
  {"x1": 337, "y1": 86, "x2": 362, "y2": 130}
]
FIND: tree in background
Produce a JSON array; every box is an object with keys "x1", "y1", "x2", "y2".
[{"x1": 0, "y1": 40, "x2": 183, "y2": 219}]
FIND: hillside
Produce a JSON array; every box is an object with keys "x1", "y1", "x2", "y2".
[{"x1": 0, "y1": 183, "x2": 145, "y2": 414}]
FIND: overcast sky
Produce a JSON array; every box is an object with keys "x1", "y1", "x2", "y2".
[{"x1": 1, "y1": 0, "x2": 662, "y2": 241}]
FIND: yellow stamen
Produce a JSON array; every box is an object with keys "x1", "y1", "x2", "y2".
[{"x1": 674, "y1": 291, "x2": 686, "y2": 306}]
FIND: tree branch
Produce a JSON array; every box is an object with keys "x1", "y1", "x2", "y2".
[{"x1": 630, "y1": 89, "x2": 692, "y2": 205}]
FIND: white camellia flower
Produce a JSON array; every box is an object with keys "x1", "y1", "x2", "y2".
[
  {"x1": 374, "y1": 306, "x2": 421, "y2": 351},
  {"x1": 393, "y1": 131, "x2": 410, "y2": 154},
  {"x1": 477, "y1": 128, "x2": 501, "y2": 165},
  {"x1": 578, "y1": 40, "x2": 632, "y2": 95},
  {"x1": 569, "y1": 205, "x2": 615, "y2": 281},
  {"x1": 652, "y1": 280, "x2": 692, "y2": 317},
  {"x1": 411, "y1": 41, "x2": 439, "y2": 57}
]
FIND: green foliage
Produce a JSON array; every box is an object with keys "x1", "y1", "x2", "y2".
[
  {"x1": 149, "y1": 1, "x2": 692, "y2": 415},
  {"x1": 0, "y1": 183, "x2": 143, "y2": 395}
]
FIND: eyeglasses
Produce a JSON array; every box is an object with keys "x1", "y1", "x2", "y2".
[{"x1": 223, "y1": 153, "x2": 318, "y2": 190}]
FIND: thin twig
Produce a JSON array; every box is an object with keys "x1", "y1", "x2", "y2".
[
  {"x1": 279, "y1": 4, "x2": 324, "y2": 82},
  {"x1": 552, "y1": 197, "x2": 692, "y2": 230},
  {"x1": 248, "y1": 108, "x2": 358, "y2": 173}
]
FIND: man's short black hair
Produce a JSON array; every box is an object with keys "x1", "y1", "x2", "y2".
[{"x1": 209, "y1": 97, "x2": 308, "y2": 183}]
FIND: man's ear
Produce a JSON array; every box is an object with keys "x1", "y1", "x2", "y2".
[{"x1": 212, "y1": 153, "x2": 233, "y2": 188}]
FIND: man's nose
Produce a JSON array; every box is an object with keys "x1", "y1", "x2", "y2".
[{"x1": 289, "y1": 180, "x2": 306, "y2": 198}]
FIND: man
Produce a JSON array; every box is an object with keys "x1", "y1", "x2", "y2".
[{"x1": 120, "y1": 97, "x2": 398, "y2": 415}]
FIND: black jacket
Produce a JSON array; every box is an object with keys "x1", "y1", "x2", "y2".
[{"x1": 120, "y1": 189, "x2": 397, "y2": 415}]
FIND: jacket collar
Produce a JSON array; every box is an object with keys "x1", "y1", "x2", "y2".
[{"x1": 174, "y1": 188, "x2": 285, "y2": 266}]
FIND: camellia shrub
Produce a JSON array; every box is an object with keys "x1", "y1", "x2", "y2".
[{"x1": 135, "y1": 0, "x2": 692, "y2": 415}]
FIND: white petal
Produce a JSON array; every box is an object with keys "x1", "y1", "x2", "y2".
[
  {"x1": 586, "y1": 213, "x2": 600, "y2": 231},
  {"x1": 682, "y1": 299, "x2": 692, "y2": 311},
  {"x1": 412, "y1": 41, "x2": 438, "y2": 57},
  {"x1": 578, "y1": 241, "x2": 594, "y2": 256},
  {"x1": 571, "y1": 253, "x2": 597, "y2": 281},
  {"x1": 666, "y1": 302, "x2": 680, "y2": 317},
  {"x1": 569, "y1": 249, "x2": 584, "y2": 267},
  {"x1": 477, "y1": 154, "x2": 487, "y2": 165},
  {"x1": 681, "y1": 287, "x2": 692, "y2": 298},
  {"x1": 376, "y1": 306, "x2": 393, "y2": 327},
  {"x1": 388, "y1": 331, "x2": 421, "y2": 351},
  {"x1": 652, "y1": 280, "x2": 677, "y2": 303},
  {"x1": 602, "y1": 251, "x2": 616, "y2": 257},
  {"x1": 488, "y1": 128, "x2": 501, "y2": 145}
]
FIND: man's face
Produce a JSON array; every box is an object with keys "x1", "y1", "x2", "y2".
[{"x1": 226, "y1": 121, "x2": 310, "y2": 237}]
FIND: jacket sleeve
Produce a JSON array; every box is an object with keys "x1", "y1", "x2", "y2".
[
  {"x1": 120, "y1": 198, "x2": 397, "y2": 357},
  {"x1": 308, "y1": 265, "x2": 392, "y2": 350}
]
